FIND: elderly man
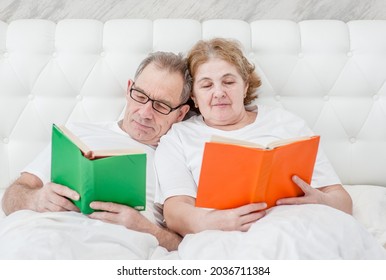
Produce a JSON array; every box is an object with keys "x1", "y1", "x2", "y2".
[{"x1": 1, "y1": 51, "x2": 191, "y2": 251}]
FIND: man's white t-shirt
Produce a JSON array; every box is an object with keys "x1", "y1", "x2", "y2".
[
  {"x1": 22, "y1": 121, "x2": 160, "y2": 224},
  {"x1": 155, "y1": 105, "x2": 341, "y2": 204}
]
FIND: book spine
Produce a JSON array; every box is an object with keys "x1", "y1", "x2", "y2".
[
  {"x1": 51, "y1": 124, "x2": 85, "y2": 211},
  {"x1": 80, "y1": 157, "x2": 95, "y2": 214},
  {"x1": 252, "y1": 150, "x2": 275, "y2": 206}
]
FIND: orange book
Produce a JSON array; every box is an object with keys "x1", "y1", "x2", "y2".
[{"x1": 195, "y1": 135, "x2": 320, "y2": 209}]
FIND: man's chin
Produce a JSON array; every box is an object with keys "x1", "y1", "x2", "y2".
[{"x1": 132, "y1": 131, "x2": 159, "y2": 146}]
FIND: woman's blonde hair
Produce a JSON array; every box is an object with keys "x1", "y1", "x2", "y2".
[{"x1": 187, "y1": 38, "x2": 261, "y2": 105}]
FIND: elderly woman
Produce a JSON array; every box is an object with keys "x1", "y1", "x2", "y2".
[{"x1": 154, "y1": 38, "x2": 352, "y2": 237}]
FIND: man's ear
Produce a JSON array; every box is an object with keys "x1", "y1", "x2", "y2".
[
  {"x1": 176, "y1": 104, "x2": 190, "y2": 122},
  {"x1": 126, "y1": 80, "x2": 134, "y2": 100}
]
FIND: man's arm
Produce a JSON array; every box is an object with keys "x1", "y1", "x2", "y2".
[
  {"x1": 89, "y1": 201, "x2": 182, "y2": 251},
  {"x1": 2, "y1": 172, "x2": 80, "y2": 215}
]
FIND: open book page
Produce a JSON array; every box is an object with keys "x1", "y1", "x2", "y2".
[
  {"x1": 266, "y1": 136, "x2": 315, "y2": 149},
  {"x1": 210, "y1": 135, "x2": 316, "y2": 150},
  {"x1": 57, "y1": 125, "x2": 93, "y2": 158},
  {"x1": 56, "y1": 125, "x2": 143, "y2": 159},
  {"x1": 210, "y1": 135, "x2": 266, "y2": 149}
]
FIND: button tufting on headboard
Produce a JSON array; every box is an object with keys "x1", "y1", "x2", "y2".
[{"x1": 0, "y1": 19, "x2": 386, "y2": 189}]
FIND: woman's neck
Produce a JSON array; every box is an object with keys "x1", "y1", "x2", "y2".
[{"x1": 205, "y1": 110, "x2": 257, "y2": 131}]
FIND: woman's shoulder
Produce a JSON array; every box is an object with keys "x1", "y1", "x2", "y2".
[
  {"x1": 159, "y1": 114, "x2": 210, "y2": 146},
  {"x1": 170, "y1": 114, "x2": 204, "y2": 131},
  {"x1": 257, "y1": 103, "x2": 305, "y2": 121},
  {"x1": 256, "y1": 103, "x2": 313, "y2": 135}
]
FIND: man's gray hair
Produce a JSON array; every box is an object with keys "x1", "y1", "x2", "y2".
[{"x1": 135, "y1": 52, "x2": 192, "y2": 104}]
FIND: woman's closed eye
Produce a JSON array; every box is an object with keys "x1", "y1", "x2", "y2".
[
  {"x1": 200, "y1": 83, "x2": 213, "y2": 89},
  {"x1": 223, "y1": 80, "x2": 236, "y2": 86}
]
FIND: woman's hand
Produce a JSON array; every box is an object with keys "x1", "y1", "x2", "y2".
[
  {"x1": 276, "y1": 175, "x2": 353, "y2": 214},
  {"x1": 164, "y1": 195, "x2": 267, "y2": 236},
  {"x1": 206, "y1": 202, "x2": 267, "y2": 232}
]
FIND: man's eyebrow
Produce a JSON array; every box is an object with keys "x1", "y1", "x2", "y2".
[{"x1": 134, "y1": 85, "x2": 174, "y2": 106}]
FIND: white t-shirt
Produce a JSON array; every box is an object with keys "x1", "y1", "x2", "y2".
[
  {"x1": 22, "y1": 121, "x2": 161, "y2": 224},
  {"x1": 155, "y1": 105, "x2": 341, "y2": 204}
]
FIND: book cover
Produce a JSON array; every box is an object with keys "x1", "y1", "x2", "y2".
[
  {"x1": 50, "y1": 124, "x2": 147, "y2": 214},
  {"x1": 195, "y1": 135, "x2": 320, "y2": 209}
]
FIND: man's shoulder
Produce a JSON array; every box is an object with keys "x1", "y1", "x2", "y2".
[
  {"x1": 66, "y1": 121, "x2": 155, "y2": 152},
  {"x1": 66, "y1": 121, "x2": 118, "y2": 133},
  {"x1": 65, "y1": 121, "x2": 125, "y2": 139}
]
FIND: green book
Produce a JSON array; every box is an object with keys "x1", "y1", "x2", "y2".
[{"x1": 50, "y1": 124, "x2": 146, "y2": 214}]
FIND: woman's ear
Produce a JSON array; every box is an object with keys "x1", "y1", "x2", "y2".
[
  {"x1": 191, "y1": 95, "x2": 198, "y2": 108},
  {"x1": 243, "y1": 82, "x2": 249, "y2": 98}
]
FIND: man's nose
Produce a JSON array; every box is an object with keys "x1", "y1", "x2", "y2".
[{"x1": 138, "y1": 100, "x2": 154, "y2": 118}]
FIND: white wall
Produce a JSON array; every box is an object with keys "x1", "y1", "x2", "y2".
[{"x1": 0, "y1": 0, "x2": 385, "y2": 22}]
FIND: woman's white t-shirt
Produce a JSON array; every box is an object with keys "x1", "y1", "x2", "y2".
[{"x1": 155, "y1": 105, "x2": 341, "y2": 204}]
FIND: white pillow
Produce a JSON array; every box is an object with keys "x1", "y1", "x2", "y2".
[{"x1": 343, "y1": 185, "x2": 386, "y2": 248}]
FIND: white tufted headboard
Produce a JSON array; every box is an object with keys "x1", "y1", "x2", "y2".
[{"x1": 1, "y1": 19, "x2": 386, "y2": 190}]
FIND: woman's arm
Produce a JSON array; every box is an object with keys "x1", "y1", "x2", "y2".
[
  {"x1": 317, "y1": 184, "x2": 353, "y2": 214},
  {"x1": 276, "y1": 175, "x2": 353, "y2": 215},
  {"x1": 163, "y1": 195, "x2": 267, "y2": 236}
]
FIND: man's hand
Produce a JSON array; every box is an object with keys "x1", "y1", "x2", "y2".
[
  {"x1": 34, "y1": 182, "x2": 80, "y2": 212},
  {"x1": 2, "y1": 172, "x2": 80, "y2": 215},
  {"x1": 89, "y1": 201, "x2": 182, "y2": 251},
  {"x1": 89, "y1": 201, "x2": 153, "y2": 232}
]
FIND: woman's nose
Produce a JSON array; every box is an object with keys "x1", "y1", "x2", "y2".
[{"x1": 213, "y1": 84, "x2": 226, "y2": 98}]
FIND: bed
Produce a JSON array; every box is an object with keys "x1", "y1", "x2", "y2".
[{"x1": 0, "y1": 19, "x2": 385, "y2": 259}]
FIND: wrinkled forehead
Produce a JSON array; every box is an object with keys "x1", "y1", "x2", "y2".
[
  {"x1": 194, "y1": 58, "x2": 241, "y2": 79},
  {"x1": 135, "y1": 64, "x2": 184, "y2": 105}
]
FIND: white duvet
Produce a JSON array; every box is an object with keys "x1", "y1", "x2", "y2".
[
  {"x1": 178, "y1": 204, "x2": 386, "y2": 259},
  {"x1": 0, "y1": 204, "x2": 385, "y2": 260},
  {"x1": 0, "y1": 210, "x2": 175, "y2": 260}
]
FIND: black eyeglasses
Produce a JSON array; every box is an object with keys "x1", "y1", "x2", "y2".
[{"x1": 129, "y1": 83, "x2": 185, "y2": 115}]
